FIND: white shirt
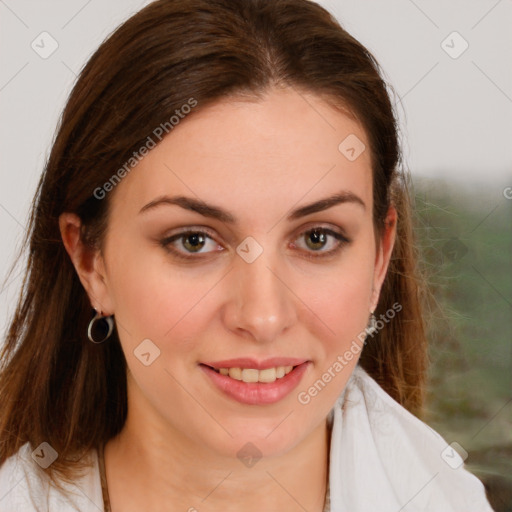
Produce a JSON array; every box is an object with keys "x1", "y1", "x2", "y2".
[{"x1": 0, "y1": 364, "x2": 495, "y2": 511}]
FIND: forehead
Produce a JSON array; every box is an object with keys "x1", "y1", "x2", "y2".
[{"x1": 109, "y1": 87, "x2": 373, "y2": 225}]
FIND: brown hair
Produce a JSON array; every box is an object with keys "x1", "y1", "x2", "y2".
[{"x1": 0, "y1": 0, "x2": 428, "y2": 485}]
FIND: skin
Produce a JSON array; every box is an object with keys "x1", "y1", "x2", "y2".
[{"x1": 60, "y1": 86, "x2": 396, "y2": 512}]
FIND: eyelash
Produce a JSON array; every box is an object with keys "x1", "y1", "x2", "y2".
[{"x1": 159, "y1": 226, "x2": 351, "y2": 262}]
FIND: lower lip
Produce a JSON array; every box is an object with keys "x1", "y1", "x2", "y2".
[{"x1": 199, "y1": 362, "x2": 310, "y2": 405}]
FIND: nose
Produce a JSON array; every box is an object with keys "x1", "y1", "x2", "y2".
[{"x1": 221, "y1": 247, "x2": 298, "y2": 344}]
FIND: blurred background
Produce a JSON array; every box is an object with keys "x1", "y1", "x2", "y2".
[
  {"x1": 414, "y1": 178, "x2": 512, "y2": 511},
  {"x1": 1, "y1": 0, "x2": 511, "y2": 510}
]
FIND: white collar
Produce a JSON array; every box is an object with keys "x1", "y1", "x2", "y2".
[{"x1": 327, "y1": 364, "x2": 494, "y2": 511}]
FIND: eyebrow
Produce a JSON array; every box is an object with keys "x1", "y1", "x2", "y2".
[{"x1": 138, "y1": 190, "x2": 366, "y2": 223}]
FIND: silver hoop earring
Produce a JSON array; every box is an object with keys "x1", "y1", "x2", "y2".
[
  {"x1": 87, "y1": 310, "x2": 114, "y2": 343},
  {"x1": 366, "y1": 312, "x2": 378, "y2": 336}
]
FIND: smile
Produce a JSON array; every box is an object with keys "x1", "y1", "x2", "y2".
[
  {"x1": 211, "y1": 365, "x2": 296, "y2": 383},
  {"x1": 199, "y1": 361, "x2": 310, "y2": 405}
]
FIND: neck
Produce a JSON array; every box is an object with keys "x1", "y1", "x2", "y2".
[{"x1": 104, "y1": 391, "x2": 332, "y2": 511}]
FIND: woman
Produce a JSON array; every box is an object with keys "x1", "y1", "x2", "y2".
[{"x1": 0, "y1": 0, "x2": 495, "y2": 510}]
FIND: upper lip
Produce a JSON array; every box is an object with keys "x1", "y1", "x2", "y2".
[{"x1": 201, "y1": 357, "x2": 309, "y2": 370}]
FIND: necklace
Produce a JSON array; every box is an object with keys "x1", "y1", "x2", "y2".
[{"x1": 98, "y1": 443, "x2": 112, "y2": 512}]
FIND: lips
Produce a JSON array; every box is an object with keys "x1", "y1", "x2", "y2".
[
  {"x1": 201, "y1": 357, "x2": 308, "y2": 370},
  {"x1": 199, "y1": 360, "x2": 311, "y2": 405}
]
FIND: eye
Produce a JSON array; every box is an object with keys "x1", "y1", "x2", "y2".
[
  {"x1": 160, "y1": 225, "x2": 351, "y2": 261},
  {"x1": 291, "y1": 226, "x2": 350, "y2": 259},
  {"x1": 160, "y1": 229, "x2": 222, "y2": 260}
]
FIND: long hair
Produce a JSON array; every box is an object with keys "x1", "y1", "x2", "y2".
[{"x1": 0, "y1": 0, "x2": 429, "y2": 484}]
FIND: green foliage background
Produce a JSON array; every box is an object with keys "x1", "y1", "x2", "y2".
[{"x1": 412, "y1": 176, "x2": 512, "y2": 511}]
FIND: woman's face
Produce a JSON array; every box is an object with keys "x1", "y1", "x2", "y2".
[{"x1": 83, "y1": 86, "x2": 395, "y2": 460}]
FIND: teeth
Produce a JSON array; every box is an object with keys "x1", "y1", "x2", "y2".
[
  {"x1": 228, "y1": 367, "x2": 242, "y2": 380},
  {"x1": 215, "y1": 365, "x2": 295, "y2": 383}
]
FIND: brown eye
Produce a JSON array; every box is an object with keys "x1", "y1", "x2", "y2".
[
  {"x1": 293, "y1": 226, "x2": 350, "y2": 259},
  {"x1": 160, "y1": 229, "x2": 222, "y2": 260},
  {"x1": 181, "y1": 232, "x2": 207, "y2": 253},
  {"x1": 305, "y1": 229, "x2": 329, "y2": 251}
]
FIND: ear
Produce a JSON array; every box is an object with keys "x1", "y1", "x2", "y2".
[
  {"x1": 370, "y1": 205, "x2": 397, "y2": 311},
  {"x1": 58, "y1": 212, "x2": 114, "y2": 315}
]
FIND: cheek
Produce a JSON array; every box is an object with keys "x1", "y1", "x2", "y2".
[
  {"x1": 105, "y1": 240, "x2": 216, "y2": 350},
  {"x1": 299, "y1": 247, "x2": 375, "y2": 345}
]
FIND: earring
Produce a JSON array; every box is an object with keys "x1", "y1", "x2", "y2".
[
  {"x1": 87, "y1": 309, "x2": 114, "y2": 343},
  {"x1": 366, "y1": 311, "x2": 378, "y2": 336}
]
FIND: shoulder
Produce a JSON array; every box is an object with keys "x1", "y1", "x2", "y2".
[
  {"x1": 0, "y1": 442, "x2": 104, "y2": 511},
  {"x1": 327, "y1": 364, "x2": 495, "y2": 512}
]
